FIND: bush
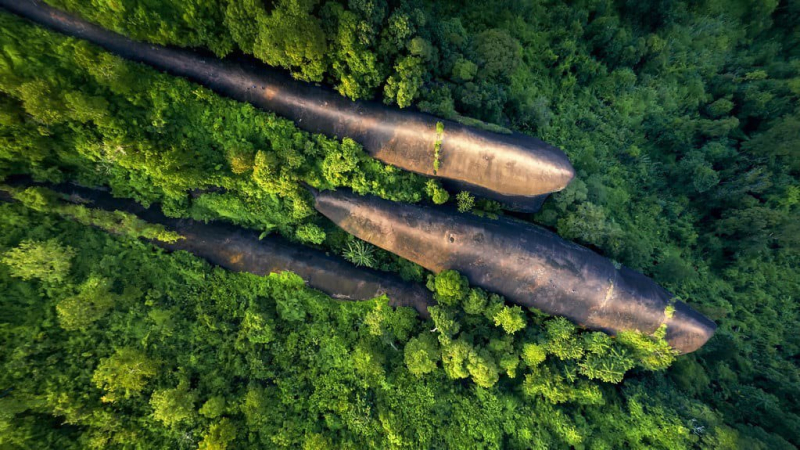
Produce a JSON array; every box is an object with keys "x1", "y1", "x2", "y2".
[
  {"x1": 456, "y1": 191, "x2": 474, "y2": 213},
  {"x1": 295, "y1": 223, "x2": 326, "y2": 245}
]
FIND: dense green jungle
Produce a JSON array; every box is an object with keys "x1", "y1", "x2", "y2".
[{"x1": 0, "y1": 0, "x2": 798, "y2": 448}]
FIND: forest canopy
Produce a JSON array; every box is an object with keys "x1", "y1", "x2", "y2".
[{"x1": 1, "y1": 0, "x2": 799, "y2": 448}]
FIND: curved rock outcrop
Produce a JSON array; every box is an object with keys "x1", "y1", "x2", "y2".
[
  {"x1": 0, "y1": 180, "x2": 433, "y2": 316},
  {"x1": 311, "y1": 188, "x2": 716, "y2": 353},
  {"x1": 0, "y1": 0, "x2": 574, "y2": 211}
]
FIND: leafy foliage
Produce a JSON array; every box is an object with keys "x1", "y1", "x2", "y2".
[
  {"x1": 456, "y1": 191, "x2": 475, "y2": 213},
  {"x1": 429, "y1": 269, "x2": 469, "y2": 306},
  {"x1": 0, "y1": 202, "x2": 711, "y2": 449},
  {"x1": 4, "y1": 185, "x2": 182, "y2": 242},
  {"x1": 92, "y1": 348, "x2": 159, "y2": 403},
  {"x1": 1, "y1": 238, "x2": 74, "y2": 283},
  {"x1": 56, "y1": 275, "x2": 115, "y2": 330},
  {"x1": 1, "y1": 0, "x2": 799, "y2": 447},
  {"x1": 343, "y1": 239, "x2": 377, "y2": 268}
]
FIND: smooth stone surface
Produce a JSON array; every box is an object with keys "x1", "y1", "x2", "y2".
[
  {"x1": 0, "y1": 0, "x2": 574, "y2": 212},
  {"x1": 0, "y1": 179, "x2": 433, "y2": 317},
  {"x1": 311, "y1": 187, "x2": 716, "y2": 354}
]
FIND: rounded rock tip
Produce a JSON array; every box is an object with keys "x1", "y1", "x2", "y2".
[
  {"x1": 554, "y1": 160, "x2": 576, "y2": 192},
  {"x1": 664, "y1": 301, "x2": 717, "y2": 354}
]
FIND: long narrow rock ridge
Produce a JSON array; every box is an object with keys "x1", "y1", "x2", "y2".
[
  {"x1": 310, "y1": 188, "x2": 717, "y2": 354},
  {"x1": 0, "y1": 179, "x2": 433, "y2": 317},
  {"x1": 0, "y1": 0, "x2": 574, "y2": 212}
]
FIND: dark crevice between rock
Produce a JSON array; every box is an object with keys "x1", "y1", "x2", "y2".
[
  {"x1": 0, "y1": 0, "x2": 573, "y2": 212},
  {"x1": 0, "y1": 177, "x2": 433, "y2": 317}
]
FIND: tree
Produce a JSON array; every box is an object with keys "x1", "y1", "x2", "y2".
[
  {"x1": 617, "y1": 326, "x2": 677, "y2": 371},
  {"x1": 272, "y1": 275, "x2": 308, "y2": 323},
  {"x1": 352, "y1": 342, "x2": 386, "y2": 380},
  {"x1": 431, "y1": 270, "x2": 469, "y2": 306},
  {"x1": 544, "y1": 318, "x2": 585, "y2": 361},
  {"x1": 11, "y1": 186, "x2": 57, "y2": 212},
  {"x1": 556, "y1": 203, "x2": 623, "y2": 251},
  {"x1": 521, "y1": 343, "x2": 546, "y2": 368},
  {"x1": 743, "y1": 112, "x2": 800, "y2": 171},
  {"x1": 17, "y1": 80, "x2": 67, "y2": 124},
  {"x1": 321, "y1": 3, "x2": 383, "y2": 99},
  {"x1": 253, "y1": 0, "x2": 327, "y2": 81},
  {"x1": 223, "y1": 0, "x2": 262, "y2": 54},
  {"x1": 451, "y1": 57, "x2": 477, "y2": 82},
  {"x1": 466, "y1": 348, "x2": 499, "y2": 388},
  {"x1": 384, "y1": 56, "x2": 424, "y2": 108},
  {"x1": 92, "y1": 348, "x2": 158, "y2": 402},
  {"x1": 56, "y1": 276, "x2": 115, "y2": 330},
  {"x1": 198, "y1": 419, "x2": 237, "y2": 450},
  {"x1": 404, "y1": 333, "x2": 440, "y2": 376},
  {"x1": 241, "y1": 309, "x2": 275, "y2": 344},
  {"x1": 706, "y1": 98, "x2": 734, "y2": 118},
  {"x1": 492, "y1": 305, "x2": 526, "y2": 334},
  {"x1": 441, "y1": 339, "x2": 472, "y2": 379},
  {"x1": 150, "y1": 384, "x2": 197, "y2": 427},
  {"x1": 199, "y1": 396, "x2": 227, "y2": 419},
  {"x1": 1, "y1": 239, "x2": 75, "y2": 283},
  {"x1": 321, "y1": 138, "x2": 360, "y2": 186},
  {"x1": 462, "y1": 288, "x2": 488, "y2": 315},
  {"x1": 470, "y1": 29, "x2": 522, "y2": 82},
  {"x1": 578, "y1": 333, "x2": 634, "y2": 383},
  {"x1": 226, "y1": 145, "x2": 255, "y2": 174},
  {"x1": 429, "y1": 306, "x2": 460, "y2": 345},
  {"x1": 64, "y1": 90, "x2": 109, "y2": 124},
  {"x1": 522, "y1": 365, "x2": 570, "y2": 404}
]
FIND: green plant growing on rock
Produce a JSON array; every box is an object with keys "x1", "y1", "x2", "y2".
[
  {"x1": 433, "y1": 121, "x2": 444, "y2": 174},
  {"x1": 295, "y1": 223, "x2": 326, "y2": 245},
  {"x1": 425, "y1": 179, "x2": 450, "y2": 205},
  {"x1": 343, "y1": 239, "x2": 377, "y2": 268},
  {"x1": 456, "y1": 191, "x2": 474, "y2": 213}
]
